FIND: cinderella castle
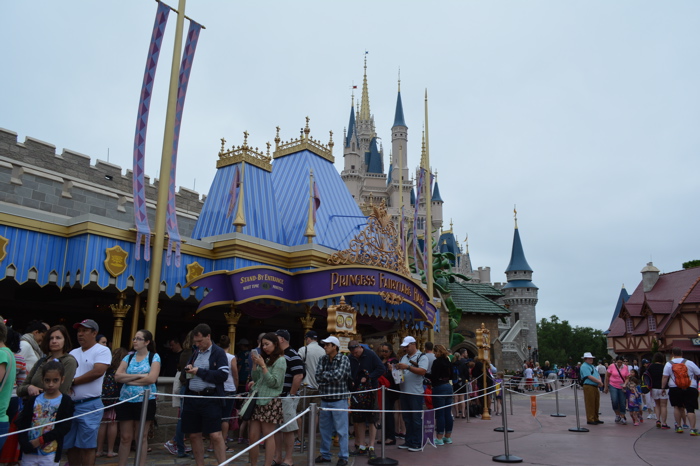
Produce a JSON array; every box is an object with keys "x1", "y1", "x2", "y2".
[{"x1": 340, "y1": 58, "x2": 539, "y2": 369}]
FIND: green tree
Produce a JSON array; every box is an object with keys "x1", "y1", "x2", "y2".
[
  {"x1": 536, "y1": 315, "x2": 610, "y2": 366},
  {"x1": 683, "y1": 259, "x2": 700, "y2": 269}
]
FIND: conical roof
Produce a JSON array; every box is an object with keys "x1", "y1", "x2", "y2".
[{"x1": 505, "y1": 227, "x2": 533, "y2": 272}]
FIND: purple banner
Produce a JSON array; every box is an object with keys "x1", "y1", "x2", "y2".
[
  {"x1": 165, "y1": 21, "x2": 202, "y2": 267},
  {"x1": 132, "y1": 2, "x2": 170, "y2": 261},
  {"x1": 413, "y1": 168, "x2": 424, "y2": 266},
  {"x1": 423, "y1": 169, "x2": 432, "y2": 267},
  {"x1": 187, "y1": 265, "x2": 437, "y2": 325},
  {"x1": 422, "y1": 409, "x2": 435, "y2": 447}
]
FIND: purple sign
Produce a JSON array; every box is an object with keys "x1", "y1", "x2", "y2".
[
  {"x1": 422, "y1": 409, "x2": 435, "y2": 448},
  {"x1": 188, "y1": 265, "x2": 437, "y2": 325}
]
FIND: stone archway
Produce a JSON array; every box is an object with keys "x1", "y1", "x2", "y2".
[{"x1": 453, "y1": 341, "x2": 478, "y2": 358}]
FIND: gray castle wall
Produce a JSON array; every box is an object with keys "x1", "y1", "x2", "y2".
[{"x1": 0, "y1": 128, "x2": 203, "y2": 237}]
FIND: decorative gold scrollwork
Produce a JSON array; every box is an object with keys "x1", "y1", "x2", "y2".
[
  {"x1": 379, "y1": 291, "x2": 403, "y2": 305},
  {"x1": 328, "y1": 199, "x2": 411, "y2": 277}
]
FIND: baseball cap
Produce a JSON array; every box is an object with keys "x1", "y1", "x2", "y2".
[
  {"x1": 275, "y1": 329, "x2": 291, "y2": 342},
  {"x1": 321, "y1": 336, "x2": 340, "y2": 347},
  {"x1": 73, "y1": 319, "x2": 99, "y2": 332},
  {"x1": 305, "y1": 330, "x2": 318, "y2": 340},
  {"x1": 400, "y1": 336, "x2": 416, "y2": 347}
]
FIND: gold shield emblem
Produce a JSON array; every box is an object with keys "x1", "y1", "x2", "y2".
[
  {"x1": 0, "y1": 235, "x2": 8, "y2": 263},
  {"x1": 186, "y1": 261, "x2": 205, "y2": 284},
  {"x1": 104, "y1": 245, "x2": 128, "y2": 277}
]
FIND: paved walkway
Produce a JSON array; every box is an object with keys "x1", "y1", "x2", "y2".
[{"x1": 94, "y1": 385, "x2": 697, "y2": 465}]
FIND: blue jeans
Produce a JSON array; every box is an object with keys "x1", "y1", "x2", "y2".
[
  {"x1": 0, "y1": 421, "x2": 8, "y2": 452},
  {"x1": 175, "y1": 385, "x2": 186, "y2": 454},
  {"x1": 609, "y1": 386, "x2": 626, "y2": 415},
  {"x1": 320, "y1": 399, "x2": 349, "y2": 460},
  {"x1": 432, "y1": 384, "x2": 453, "y2": 435},
  {"x1": 400, "y1": 393, "x2": 424, "y2": 448}
]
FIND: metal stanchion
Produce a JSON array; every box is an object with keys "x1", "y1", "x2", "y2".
[
  {"x1": 134, "y1": 388, "x2": 151, "y2": 466},
  {"x1": 307, "y1": 403, "x2": 317, "y2": 466},
  {"x1": 494, "y1": 383, "x2": 513, "y2": 432},
  {"x1": 299, "y1": 385, "x2": 307, "y2": 453},
  {"x1": 369, "y1": 386, "x2": 398, "y2": 465},
  {"x1": 492, "y1": 384, "x2": 522, "y2": 464},
  {"x1": 509, "y1": 383, "x2": 513, "y2": 416},
  {"x1": 568, "y1": 384, "x2": 589, "y2": 433},
  {"x1": 551, "y1": 381, "x2": 566, "y2": 417}
]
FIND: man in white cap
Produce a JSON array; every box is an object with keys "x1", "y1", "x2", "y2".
[
  {"x1": 396, "y1": 336, "x2": 428, "y2": 451},
  {"x1": 314, "y1": 336, "x2": 351, "y2": 466},
  {"x1": 580, "y1": 352, "x2": 604, "y2": 425}
]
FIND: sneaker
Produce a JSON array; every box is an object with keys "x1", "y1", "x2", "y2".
[
  {"x1": 349, "y1": 446, "x2": 367, "y2": 456},
  {"x1": 336, "y1": 460, "x2": 349, "y2": 466},
  {"x1": 661, "y1": 424, "x2": 671, "y2": 429},
  {"x1": 408, "y1": 446, "x2": 422, "y2": 452},
  {"x1": 621, "y1": 418, "x2": 627, "y2": 425},
  {"x1": 634, "y1": 422, "x2": 640, "y2": 426},
  {"x1": 690, "y1": 429, "x2": 699, "y2": 436},
  {"x1": 676, "y1": 426, "x2": 684, "y2": 433},
  {"x1": 656, "y1": 421, "x2": 661, "y2": 428},
  {"x1": 225, "y1": 446, "x2": 235, "y2": 453},
  {"x1": 185, "y1": 446, "x2": 192, "y2": 453},
  {"x1": 444, "y1": 438, "x2": 453, "y2": 444},
  {"x1": 176, "y1": 452, "x2": 188, "y2": 458},
  {"x1": 683, "y1": 424, "x2": 690, "y2": 429},
  {"x1": 315, "y1": 456, "x2": 332, "y2": 464},
  {"x1": 434, "y1": 438, "x2": 444, "y2": 445},
  {"x1": 368, "y1": 448, "x2": 377, "y2": 460},
  {"x1": 164, "y1": 441, "x2": 177, "y2": 456},
  {"x1": 398, "y1": 443, "x2": 411, "y2": 449},
  {"x1": 615, "y1": 415, "x2": 621, "y2": 423}
]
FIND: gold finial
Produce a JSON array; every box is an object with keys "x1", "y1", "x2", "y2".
[
  {"x1": 266, "y1": 142, "x2": 271, "y2": 157},
  {"x1": 304, "y1": 116, "x2": 310, "y2": 138},
  {"x1": 328, "y1": 130, "x2": 334, "y2": 151},
  {"x1": 398, "y1": 67, "x2": 401, "y2": 92},
  {"x1": 420, "y1": 131, "x2": 426, "y2": 167},
  {"x1": 243, "y1": 131, "x2": 249, "y2": 148},
  {"x1": 514, "y1": 204, "x2": 518, "y2": 229},
  {"x1": 219, "y1": 137, "x2": 226, "y2": 155},
  {"x1": 275, "y1": 126, "x2": 281, "y2": 148},
  {"x1": 450, "y1": 218, "x2": 453, "y2": 230}
]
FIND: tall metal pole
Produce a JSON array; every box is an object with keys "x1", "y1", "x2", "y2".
[
  {"x1": 145, "y1": 0, "x2": 187, "y2": 337},
  {"x1": 492, "y1": 385, "x2": 522, "y2": 463},
  {"x1": 369, "y1": 386, "x2": 397, "y2": 465},
  {"x1": 568, "y1": 383, "x2": 589, "y2": 433},
  {"x1": 134, "y1": 389, "x2": 151, "y2": 466},
  {"x1": 306, "y1": 403, "x2": 317, "y2": 466}
]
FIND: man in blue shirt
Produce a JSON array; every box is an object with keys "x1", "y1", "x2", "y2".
[{"x1": 580, "y1": 352, "x2": 604, "y2": 425}]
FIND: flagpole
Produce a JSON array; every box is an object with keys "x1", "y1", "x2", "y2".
[
  {"x1": 145, "y1": 0, "x2": 186, "y2": 337},
  {"x1": 424, "y1": 89, "x2": 435, "y2": 337}
]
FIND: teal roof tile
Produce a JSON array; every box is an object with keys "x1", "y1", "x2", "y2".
[{"x1": 448, "y1": 281, "x2": 510, "y2": 315}]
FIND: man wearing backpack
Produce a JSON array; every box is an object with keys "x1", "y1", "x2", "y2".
[{"x1": 661, "y1": 347, "x2": 700, "y2": 435}]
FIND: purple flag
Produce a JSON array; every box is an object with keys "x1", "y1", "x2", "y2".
[
  {"x1": 132, "y1": 2, "x2": 170, "y2": 261},
  {"x1": 227, "y1": 166, "x2": 240, "y2": 218},
  {"x1": 413, "y1": 168, "x2": 424, "y2": 266},
  {"x1": 423, "y1": 170, "x2": 433, "y2": 268},
  {"x1": 312, "y1": 179, "x2": 321, "y2": 225},
  {"x1": 165, "y1": 21, "x2": 202, "y2": 267}
]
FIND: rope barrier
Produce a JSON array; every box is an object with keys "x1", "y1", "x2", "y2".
[
  {"x1": 506, "y1": 382, "x2": 575, "y2": 397},
  {"x1": 0, "y1": 394, "x2": 141, "y2": 439},
  {"x1": 216, "y1": 408, "x2": 311, "y2": 466}
]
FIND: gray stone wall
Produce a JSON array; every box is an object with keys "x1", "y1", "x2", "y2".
[{"x1": 0, "y1": 128, "x2": 203, "y2": 237}]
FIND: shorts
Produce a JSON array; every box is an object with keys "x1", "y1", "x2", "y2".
[
  {"x1": 627, "y1": 407, "x2": 640, "y2": 413},
  {"x1": 651, "y1": 388, "x2": 669, "y2": 401},
  {"x1": 222, "y1": 391, "x2": 236, "y2": 421},
  {"x1": 16, "y1": 452, "x2": 55, "y2": 465},
  {"x1": 182, "y1": 396, "x2": 225, "y2": 435},
  {"x1": 668, "y1": 387, "x2": 699, "y2": 412},
  {"x1": 64, "y1": 398, "x2": 103, "y2": 449},
  {"x1": 278, "y1": 396, "x2": 300, "y2": 432},
  {"x1": 115, "y1": 399, "x2": 157, "y2": 421}
]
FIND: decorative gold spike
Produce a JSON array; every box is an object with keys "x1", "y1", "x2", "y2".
[
  {"x1": 220, "y1": 137, "x2": 226, "y2": 155},
  {"x1": 243, "y1": 131, "x2": 249, "y2": 148},
  {"x1": 275, "y1": 126, "x2": 281, "y2": 148},
  {"x1": 266, "y1": 142, "x2": 271, "y2": 157},
  {"x1": 304, "y1": 116, "x2": 310, "y2": 138},
  {"x1": 328, "y1": 130, "x2": 334, "y2": 151}
]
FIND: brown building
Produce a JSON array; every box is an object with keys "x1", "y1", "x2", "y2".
[{"x1": 607, "y1": 262, "x2": 700, "y2": 364}]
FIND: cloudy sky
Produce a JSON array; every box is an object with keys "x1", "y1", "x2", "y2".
[{"x1": 2, "y1": 1, "x2": 699, "y2": 331}]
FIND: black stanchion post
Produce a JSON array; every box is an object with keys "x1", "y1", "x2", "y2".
[
  {"x1": 568, "y1": 383, "x2": 589, "y2": 433},
  {"x1": 551, "y1": 381, "x2": 566, "y2": 417},
  {"x1": 369, "y1": 386, "x2": 398, "y2": 465},
  {"x1": 134, "y1": 388, "x2": 151, "y2": 466},
  {"x1": 509, "y1": 383, "x2": 513, "y2": 416},
  {"x1": 299, "y1": 385, "x2": 307, "y2": 453},
  {"x1": 492, "y1": 385, "x2": 522, "y2": 463},
  {"x1": 307, "y1": 403, "x2": 317, "y2": 466}
]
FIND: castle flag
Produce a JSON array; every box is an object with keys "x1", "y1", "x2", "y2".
[
  {"x1": 132, "y1": 1, "x2": 170, "y2": 261},
  {"x1": 227, "y1": 165, "x2": 240, "y2": 218},
  {"x1": 165, "y1": 20, "x2": 202, "y2": 267}
]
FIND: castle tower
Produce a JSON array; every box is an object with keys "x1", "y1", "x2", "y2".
[
  {"x1": 431, "y1": 173, "x2": 443, "y2": 231},
  {"x1": 391, "y1": 79, "x2": 408, "y2": 205},
  {"x1": 341, "y1": 96, "x2": 362, "y2": 200},
  {"x1": 502, "y1": 212, "x2": 539, "y2": 357}
]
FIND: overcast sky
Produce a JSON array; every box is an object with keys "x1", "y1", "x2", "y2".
[{"x1": 2, "y1": 1, "x2": 699, "y2": 331}]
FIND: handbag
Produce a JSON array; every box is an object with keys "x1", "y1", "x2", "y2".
[{"x1": 240, "y1": 389, "x2": 257, "y2": 421}]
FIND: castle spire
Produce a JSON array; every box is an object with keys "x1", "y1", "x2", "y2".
[
  {"x1": 505, "y1": 211, "x2": 532, "y2": 272},
  {"x1": 345, "y1": 95, "x2": 356, "y2": 148},
  {"x1": 393, "y1": 76, "x2": 406, "y2": 128},
  {"x1": 359, "y1": 53, "x2": 371, "y2": 121}
]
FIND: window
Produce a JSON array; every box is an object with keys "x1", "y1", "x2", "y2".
[
  {"x1": 351, "y1": 165, "x2": 355, "y2": 170},
  {"x1": 647, "y1": 315, "x2": 656, "y2": 332},
  {"x1": 626, "y1": 317, "x2": 634, "y2": 333}
]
